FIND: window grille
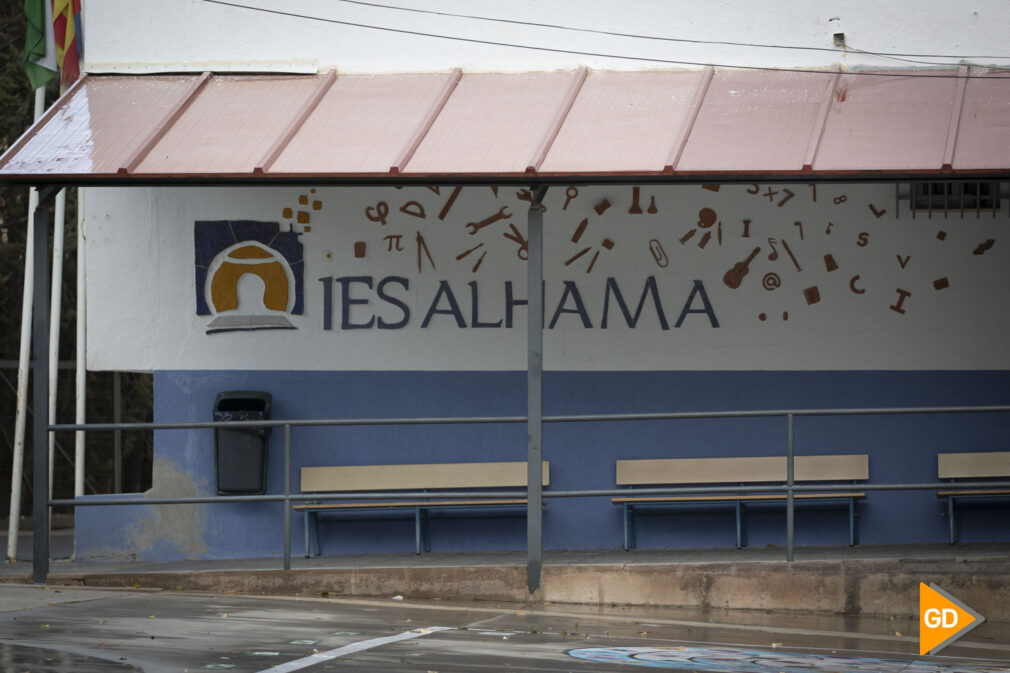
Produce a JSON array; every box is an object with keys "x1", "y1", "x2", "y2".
[{"x1": 903, "y1": 181, "x2": 1002, "y2": 218}]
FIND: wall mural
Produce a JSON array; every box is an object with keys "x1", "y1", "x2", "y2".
[
  {"x1": 332, "y1": 182, "x2": 992, "y2": 326},
  {"x1": 565, "y1": 646, "x2": 1008, "y2": 672},
  {"x1": 83, "y1": 181, "x2": 1008, "y2": 370}
]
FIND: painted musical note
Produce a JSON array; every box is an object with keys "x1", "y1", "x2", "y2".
[{"x1": 767, "y1": 237, "x2": 779, "y2": 261}]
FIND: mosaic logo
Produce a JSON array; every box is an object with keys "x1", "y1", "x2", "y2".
[
  {"x1": 567, "y1": 647, "x2": 1004, "y2": 672},
  {"x1": 194, "y1": 221, "x2": 304, "y2": 334}
]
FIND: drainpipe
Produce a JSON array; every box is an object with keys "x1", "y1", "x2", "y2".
[{"x1": 526, "y1": 185, "x2": 547, "y2": 594}]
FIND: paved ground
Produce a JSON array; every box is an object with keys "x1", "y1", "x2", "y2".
[{"x1": 2, "y1": 585, "x2": 1008, "y2": 673}]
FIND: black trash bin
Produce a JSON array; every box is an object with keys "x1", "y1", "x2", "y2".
[{"x1": 214, "y1": 391, "x2": 272, "y2": 495}]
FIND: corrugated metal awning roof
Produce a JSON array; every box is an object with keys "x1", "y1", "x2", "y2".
[{"x1": 1, "y1": 67, "x2": 1008, "y2": 185}]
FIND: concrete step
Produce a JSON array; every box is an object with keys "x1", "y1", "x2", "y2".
[{"x1": 3, "y1": 543, "x2": 1007, "y2": 621}]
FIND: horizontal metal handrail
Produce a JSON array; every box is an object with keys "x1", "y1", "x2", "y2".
[
  {"x1": 44, "y1": 403, "x2": 1010, "y2": 570},
  {"x1": 543, "y1": 481, "x2": 1010, "y2": 498},
  {"x1": 48, "y1": 416, "x2": 527, "y2": 432},
  {"x1": 545, "y1": 404, "x2": 1010, "y2": 422},
  {"x1": 48, "y1": 403, "x2": 1010, "y2": 433},
  {"x1": 50, "y1": 490, "x2": 531, "y2": 506},
  {"x1": 51, "y1": 480, "x2": 1010, "y2": 508},
  {"x1": 50, "y1": 494, "x2": 286, "y2": 506}
]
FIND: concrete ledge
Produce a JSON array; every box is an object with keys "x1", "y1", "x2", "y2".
[
  {"x1": 542, "y1": 559, "x2": 1010, "y2": 621},
  {"x1": 13, "y1": 550, "x2": 1008, "y2": 622}
]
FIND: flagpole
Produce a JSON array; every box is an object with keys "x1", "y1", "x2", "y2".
[{"x1": 7, "y1": 87, "x2": 47, "y2": 563}]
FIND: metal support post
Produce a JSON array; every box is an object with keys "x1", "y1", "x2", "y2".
[
  {"x1": 526, "y1": 185, "x2": 547, "y2": 594},
  {"x1": 113, "y1": 371, "x2": 122, "y2": 493},
  {"x1": 786, "y1": 413, "x2": 795, "y2": 562},
  {"x1": 32, "y1": 189, "x2": 55, "y2": 584},
  {"x1": 75, "y1": 187, "x2": 87, "y2": 500},
  {"x1": 112, "y1": 369, "x2": 121, "y2": 491},
  {"x1": 283, "y1": 423, "x2": 291, "y2": 570}
]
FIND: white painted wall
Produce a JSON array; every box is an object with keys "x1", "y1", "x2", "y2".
[
  {"x1": 83, "y1": 0, "x2": 1010, "y2": 74},
  {"x1": 84, "y1": 183, "x2": 1010, "y2": 371},
  {"x1": 78, "y1": 2, "x2": 1010, "y2": 372}
]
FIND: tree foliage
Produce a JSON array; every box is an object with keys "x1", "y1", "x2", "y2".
[{"x1": 0, "y1": 0, "x2": 152, "y2": 518}]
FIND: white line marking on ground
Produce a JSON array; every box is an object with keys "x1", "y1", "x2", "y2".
[{"x1": 253, "y1": 627, "x2": 454, "y2": 673}]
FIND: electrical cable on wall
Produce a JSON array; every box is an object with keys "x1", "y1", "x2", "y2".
[
  {"x1": 202, "y1": 0, "x2": 1010, "y2": 78},
  {"x1": 327, "y1": 0, "x2": 1010, "y2": 63}
]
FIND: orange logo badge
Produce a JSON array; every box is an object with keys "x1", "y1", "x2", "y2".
[{"x1": 919, "y1": 582, "x2": 985, "y2": 655}]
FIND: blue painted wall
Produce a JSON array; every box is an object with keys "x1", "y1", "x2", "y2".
[{"x1": 76, "y1": 370, "x2": 1010, "y2": 561}]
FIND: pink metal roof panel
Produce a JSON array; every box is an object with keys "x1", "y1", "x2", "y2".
[
  {"x1": 269, "y1": 73, "x2": 455, "y2": 176},
  {"x1": 404, "y1": 71, "x2": 574, "y2": 175},
  {"x1": 539, "y1": 70, "x2": 709, "y2": 175},
  {"x1": 813, "y1": 71, "x2": 958, "y2": 172},
  {"x1": 952, "y1": 72, "x2": 1010, "y2": 172},
  {"x1": 134, "y1": 75, "x2": 321, "y2": 175},
  {"x1": 2, "y1": 69, "x2": 1009, "y2": 184},
  {"x1": 677, "y1": 69, "x2": 836, "y2": 173},
  {"x1": 0, "y1": 75, "x2": 202, "y2": 178}
]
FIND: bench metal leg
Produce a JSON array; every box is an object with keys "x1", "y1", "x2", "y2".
[
  {"x1": 306, "y1": 510, "x2": 321, "y2": 557},
  {"x1": 735, "y1": 500, "x2": 744, "y2": 549},
  {"x1": 304, "y1": 510, "x2": 311, "y2": 558},
  {"x1": 948, "y1": 496, "x2": 957, "y2": 544},
  {"x1": 848, "y1": 498, "x2": 856, "y2": 546},
  {"x1": 415, "y1": 507, "x2": 423, "y2": 555},
  {"x1": 623, "y1": 503, "x2": 636, "y2": 550}
]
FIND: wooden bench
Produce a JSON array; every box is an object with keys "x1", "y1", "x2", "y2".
[
  {"x1": 293, "y1": 461, "x2": 549, "y2": 556},
  {"x1": 612, "y1": 454, "x2": 868, "y2": 550},
  {"x1": 937, "y1": 451, "x2": 1010, "y2": 544}
]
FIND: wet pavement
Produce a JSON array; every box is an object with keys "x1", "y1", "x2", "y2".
[{"x1": 1, "y1": 585, "x2": 1008, "y2": 673}]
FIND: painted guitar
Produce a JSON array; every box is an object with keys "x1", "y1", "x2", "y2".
[{"x1": 723, "y1": 246, "x2": 762, "y2": 289}]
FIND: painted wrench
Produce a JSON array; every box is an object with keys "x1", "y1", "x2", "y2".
[
  {"x1": 503, "y1": 223, "x2": 528, "y2": 259},
  {"x1": 466, "y1": 206, "x2": 511, "y2": 235}
]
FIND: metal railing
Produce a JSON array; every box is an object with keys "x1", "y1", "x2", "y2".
[{"x1": 45, "y1": 403, "x2": 1010, "y2": 575}]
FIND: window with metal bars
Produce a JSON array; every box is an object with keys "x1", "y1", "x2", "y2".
[{"x1": 911, "y1": 181, "x2": 999, "y2": 216}]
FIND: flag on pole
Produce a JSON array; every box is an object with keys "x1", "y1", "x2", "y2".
[
  {"x1": 52, "y1": 0, "x2": 83, "y2": 85},
  {"x1": 23, "y1": 0, "x2": 57, "y2": 91}
]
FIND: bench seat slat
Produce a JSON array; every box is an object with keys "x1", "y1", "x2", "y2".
[
  {"x1": 295, "y1": 499, "x2": 530, "y2": 510},
  {"x1": 298, "y1": 461, "x2": 549, "y2": 557},
  {"x1": 937, "y1": 451, "x2": 1010, "y2": 479},
  {"x1": 614, "y1": 454, "x2": 868, "y2": 551},
  {"x1": 612, "y1": 492, "x2": 866, "y2": 504},
  {"x1": 301, "y1": 461, "x2": 548, "y2": 492},
  {"x1": 936, "y1": 452, "x2": 1010, "y2": 544},
  {"x1": 616, "y1": 455, "x2": 868, "y2": 486}
]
